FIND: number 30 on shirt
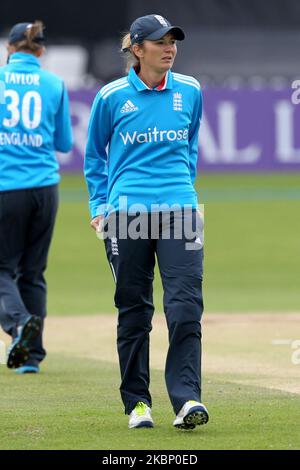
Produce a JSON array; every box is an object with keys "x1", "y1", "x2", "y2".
[{"x1": 3, "y1": 89, "x2": 42, "y2": 129}]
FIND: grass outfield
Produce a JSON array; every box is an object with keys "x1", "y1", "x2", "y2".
[
  {"x1": 47, "y1": 172, "x2": 300, "y2": 315},
  {"x1": 1, "y1": 172, "x2": 299, "y2": 450},
  {"x1": 0, "y1": 355, "x2": 300, "y2": 450}
]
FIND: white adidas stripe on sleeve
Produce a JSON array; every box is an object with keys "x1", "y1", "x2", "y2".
[
  {"x1": 173, "y1": 73, "x2": 200, "y2": 87},
  {"x1": 102, "y1": 83, "x2": 130, "y2": 100},
  {"x1": 173, "y1": 77, "x2": 200, "y2": 91},
  {"x1": 100, "y1": 77, "x2": 128, "y2": 96}
]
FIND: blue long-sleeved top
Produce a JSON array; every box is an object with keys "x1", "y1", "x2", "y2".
[
  {"x1": 0, "y1": 52, "x2": 73, "y2": 191},
  {"x1": 84, "y1": 67, "x2": 202, "y2": 218}
]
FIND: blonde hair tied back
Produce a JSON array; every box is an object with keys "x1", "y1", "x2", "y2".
[
  {"x1": 14, "y1": 20, "x2": 44, "y2": 53},
  {"x1": 121, "y1": 32, "x2": 140, "y2": 73}
]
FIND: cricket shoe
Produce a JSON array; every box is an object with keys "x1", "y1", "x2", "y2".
[
  {"x1": 15, "y1": 365, "x2": 40, "y2": 374},
  {"x1": 173, "y1": 400, "x2": 209, "y2": 430},
  {"x1": 128, "y1": 402, "x2": 154, "y2": 429},
  {"x1": 7, "y1": 316, "x2": 42, "y2": 369}
]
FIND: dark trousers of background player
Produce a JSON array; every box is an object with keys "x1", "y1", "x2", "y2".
[
  {"x1": 0, "y1": 185, "x2": 58, "y2": 367},
  {"x1": 104, "y1": 210, "x2": 204, "y2": 416}
]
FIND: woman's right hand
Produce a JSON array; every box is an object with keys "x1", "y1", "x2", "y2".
[{"x1": 90, "y1": 215, "x2": 104, "y2": 234}]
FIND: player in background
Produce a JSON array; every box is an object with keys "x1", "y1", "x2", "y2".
[
  {"x1": 0, "y1": 21, "x2": 73, "y2": 373},
  {"x1": 85, "y1": 14, "x2": 209, "y2": 430}
]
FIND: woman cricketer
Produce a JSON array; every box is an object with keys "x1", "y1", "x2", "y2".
[
  {"x1": 84, "y1": 14, "x2": 209, "y2": 430},
  {"x1": 0, "y1": 21, "x2": 73, "y2": 373}
]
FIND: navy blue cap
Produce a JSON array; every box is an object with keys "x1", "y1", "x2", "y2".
[
  {"x1": 129, "y1": 14, "x2": 185, "y2": 46},
  {"x1": 8, "y1": 22, "x2": 45, "y2": 45}
]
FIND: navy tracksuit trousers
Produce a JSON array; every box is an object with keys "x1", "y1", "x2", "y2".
[
  {"x1": 104, "y1": 210, "x2": 204, "y2": 415},
  {"x1": 0, "y1": 185, "x2": 58, "y2": 366}
]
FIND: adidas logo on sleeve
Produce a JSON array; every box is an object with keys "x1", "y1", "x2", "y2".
[{"x1": 120, "y1": 100, "x2": 139, "y2": 114}]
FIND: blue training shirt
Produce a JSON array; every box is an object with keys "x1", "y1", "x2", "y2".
[
  {"x1": 0, "y1": 52, "x2": 73, "y2": 191},
  {"x1": 84, "y1": 67, "x2": 202, "y2": 218}
]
